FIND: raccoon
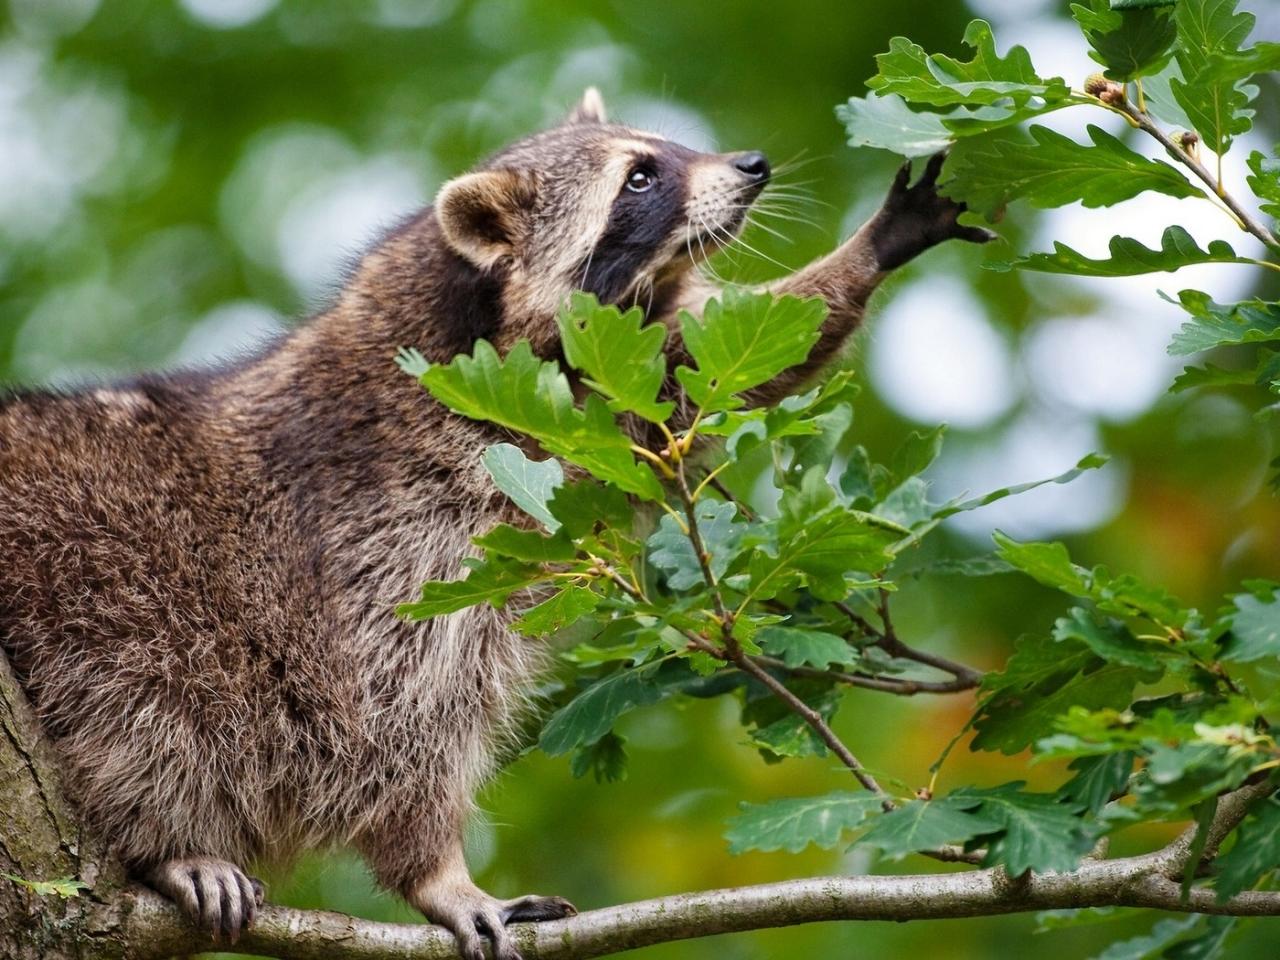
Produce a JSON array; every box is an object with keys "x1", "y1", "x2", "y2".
[{"x1": 0, "y1": 88, "x2": 989, "y2": 960}]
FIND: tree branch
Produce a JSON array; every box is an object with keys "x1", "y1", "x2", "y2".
[
  {"x1": 1115, "y1": 96, "x2": 1280, "y2": 252},
  {"x1": 6, "y1": 633, "x2": 1278, "y2": 960},
  {"x1": 111, "y1": 838, "x2": 1280, "y2": 960}
]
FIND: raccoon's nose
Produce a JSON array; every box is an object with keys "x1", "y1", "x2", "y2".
[{"x1": 732, "y1": 151, "x2": 771, "y2": 183}]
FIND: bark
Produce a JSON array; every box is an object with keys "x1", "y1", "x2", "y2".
[
  {"x1": 0, "y1": 650, "x2": 126, "y2": 959},
  {"x1": 3, "y1": 654, "x2": 1278, "y2": 960}
]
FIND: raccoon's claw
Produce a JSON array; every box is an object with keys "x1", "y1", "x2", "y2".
[
  {"x1": 143, "y1": 857, "x2": 263, "y2": 944},
  {"x1": 870, "y1": 151, "x2": 996, "y2": 271},
  {"x1": 501, "y1": 893, "x2": 578, "y2": 924},
  {"x1": 415, "y1": 881, "x2": 576, "y2": 960}
]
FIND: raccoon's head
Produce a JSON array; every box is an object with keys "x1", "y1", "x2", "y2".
[{"x1": 433, "y1": 88, "x2": 769, "y2": 349}]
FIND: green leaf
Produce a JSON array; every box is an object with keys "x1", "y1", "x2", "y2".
[
  {"x1": 972, "y1": 632, "x2": 1157, "y2": 754},
  {"x1": 1218, "y1": 582, "x2": 1280, "y2": 662},
  {"x1": 1142, "y1": 59, "x2": 1195, "y2": 128},
  {"x1": 1033, "y1": 907, "x2": 1131, "y2": 934},
  {"x1": 394, "y1": 346, "x2": 429, "y2": 377},
  {"x1": 1170, "y1": 359, "x2": 1270, "y2": 392},
  {"x1": 1, "y1": 874, "x2": 88, "y2": 898},
  {"x1": 757, "y1": 626, "x2": 857, "y2": 669},
  {"x1": 1073, "y1": 0, "x2": 1177, "y2": 81},
  {"x1": 781, "y1": 402, "x2": 854, "y2": 481},
  {"x1": 399, "y1": 558, "x2": 550, "y2": 619},
  {"x1": 1165, "y1": 917, "x2": 1236, "y2": 960},
  {"x1": 937, "y1": 455, "x2": 1110, "y2": 520},
  {"x1": 987, "y1": 226, "x2": 1254, "y2": 277},
  {"x1": 557, "y1": 292, "x2": 674, "y2": 424},
  {"x1": 749, "y1": 475, "x2": 901, "y2": 602},
  {"x1": 1171, "y1": 0, "x2": 1264, "y2": 154},
  {"x1": 675, "y1": 289, "x2": 827, "y2": 412},
  {"x1": 539, "y1": 665, "x2": 667, "y2": 755},
  {"x1": 867, "y1": 19, "x2": 1069, "y2": 107},
  {"x1": 648, "y1": 499, "x2": 745, "y2": 592},
  {"x1": 906, "y1": 555, "x2": 1016, "y2": 578},
  {"x1": 946, "y1": 125, "x2": 1201, "y2": 220},
  {"x1": 994, "y1": 532, "x2": 1192, "y2": 630},
  {"x1": 836, "y1": 94, "x2": 954, "y2": 158},
  {"x1": 1135, "y1": 741, "x2": 1257, "y2": 811},
  {"x1": 421, "y1": 340, "x2": 661, "y2": 499},
  {"x1": 1063, "y1": 752, "x2": 1135, "y2": 813},
  {"x1": 1167, "y1": 291, "x2": 1280, "y2": 356},
  {"x1": 483, "y1": 443, "x2": 564, "y2": 533},
  {"x1": 512, "y1": 585, "x2": 600, "y2": 637},
  {"x1": 547, "y1": 478, "x2": 634, "y2": 540},
  {"x1": 569, "y1": 731, "x2": 629, "y2": 783},
  {"x1": 1053, "y1": 606, "x2": 1166, "y2": 671},
  {"x1": 725, "y1": 792, "x2": 883, "y2": 854},
  {"x1": 1215, "y1": 793, "x2": 1280, "y2": 900},
  {"x1": 953, "y1": 784, "x2": 1094, "y2": 875},
  {"x1": 890, "y1": 425, "x2": 946, "y2": 486},
  {"x1": 992, "y1": 533, "x2": 1091, "y2": 595},
  {"x1": 857, "y1": 798, "x2": 1001, "y2": 861},
  {"x1": 472, "y1": 524, "x2": 576, "y2": 563},
  {"x1": 1246, "y1": 148, "x2": 1280, "y2": 220},
  {"x1": 1091, "y1": 916, "x2": 1202, "y2": 960},
  {"x1": 747, "y1": 688, "x2": 842, "y2": 760}
]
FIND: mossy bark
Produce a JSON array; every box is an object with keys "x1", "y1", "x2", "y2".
[{"x1": 0, "y1": 653, "x2": 128, "y2": 958}]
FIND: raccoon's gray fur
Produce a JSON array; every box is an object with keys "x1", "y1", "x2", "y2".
[{"x1": 0, "y1": 88, "x2": 988, "y2": 959}]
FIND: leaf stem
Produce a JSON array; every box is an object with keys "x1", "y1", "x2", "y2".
[
  {"x1": 632, "y1": 444, "x2": 676, "y2": 478},
  {"x1": 690, "y1": 462, "x2": 732, "y2": 503}
]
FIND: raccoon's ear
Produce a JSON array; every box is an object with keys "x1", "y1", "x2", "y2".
[
  {"x1": 566, "y1": 86, "x2": 607, "y2": 125},
  {"x1": 434, "y1": 170, "x2": 535, "y2": 270}
]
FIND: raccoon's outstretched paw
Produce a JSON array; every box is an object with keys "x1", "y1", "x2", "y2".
[
  {"x1": 143, "y1": 857, "x2": 264, "y2": 944},
  {"x1": 870, "y1": 151, "x2": 996, "y2": 271}
]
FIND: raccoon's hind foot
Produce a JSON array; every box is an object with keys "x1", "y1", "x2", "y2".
[
  {"x1": 869, "y1": 151, "x2": 997, "y2": 271},
  {"x1": 413, "y1": 877, "x2": 576, "y2": 960},
  {"x1": 143, "y1": 857, "x2": 265, "y2": 944}
]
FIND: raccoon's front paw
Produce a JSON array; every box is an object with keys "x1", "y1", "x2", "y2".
[
  {"x1": 869, "y1": 152, "x2": 996, "y2": 271},
  {"x1": 143, "y1": 857, "x2": 265, "y2": 944},
  {"x1": 413, "y1": 878, "x2": 576, "y2": 960}
]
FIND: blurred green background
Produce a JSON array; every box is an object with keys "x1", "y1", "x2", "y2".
[{"x1": 3, "y1": 0, "x2": 1280, "y2": 956}]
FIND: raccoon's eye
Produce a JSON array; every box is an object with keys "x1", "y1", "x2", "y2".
[{"x1": 625, "y1": 167, "x2": 656, "y2": 193}]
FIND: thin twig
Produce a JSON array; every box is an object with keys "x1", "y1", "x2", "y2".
[
  {"x1": 731, "y1": 653, "x2": 888, "y2": 800},
  {"x1": 834, "y1": 593, "x2": 986, "y2": 687},
  {"x1": 707, "y1": 475, "x2": 756, "y2": 520},
  {"x1": 1117, "y1": 98, "x2": 1280, "y2": 252},
  {"x1": 675, "y1": 461, "x2": 732, "y2": 631}
]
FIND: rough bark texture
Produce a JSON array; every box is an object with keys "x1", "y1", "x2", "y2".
[
  {"x1": 0, "y1": 651, "x2": 127, "y2": 959},
  {"x1": 3, "y1": 653, "x2": 1279, "y2": 960}
]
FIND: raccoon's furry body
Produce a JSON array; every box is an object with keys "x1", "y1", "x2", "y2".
[{"x1": 0, "y1": 88, "x2": 988, "y2": 959}]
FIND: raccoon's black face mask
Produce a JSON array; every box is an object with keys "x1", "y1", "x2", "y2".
[{"x1": 434, "y1": 88, "x2": 769, "y2": 318}]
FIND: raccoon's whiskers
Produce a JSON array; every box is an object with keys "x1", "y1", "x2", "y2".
[{"x1": 578, "y1": 244, "x2": 596, "y2": 292}]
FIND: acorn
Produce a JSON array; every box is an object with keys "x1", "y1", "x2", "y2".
[
  {"x1": 1179, "y1": 130, "x2": 1201, "y2": 159},
  {"x1": 1084, "y1": 72, "x2": 1126, "y2": 105},
  {"x1": 1084, "y1": 73, "x2": 1110, "y2": 96}
]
